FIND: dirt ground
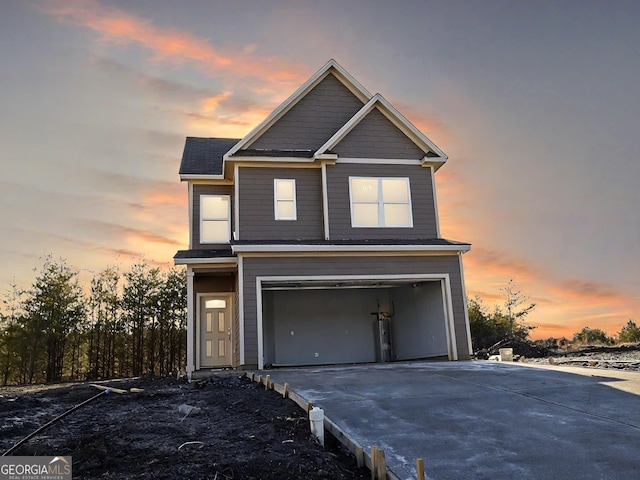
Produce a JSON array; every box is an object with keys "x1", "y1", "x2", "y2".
[
  {"x1": 0, "y1": 375, "x2": 369, "y2": 479},
  {"x1": 3, "y1": 345, "x2": 639, "y2": 479},
  {"x1": 483, "y1": 340, "x2": 640, "y2": 372}
]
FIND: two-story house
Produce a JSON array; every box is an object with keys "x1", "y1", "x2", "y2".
[{"x1": 174, "y1": 60, "x2": 472, "y2": 375}]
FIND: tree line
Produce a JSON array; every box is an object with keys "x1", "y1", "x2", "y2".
[
  {"x1": 0, "y1": 255, "x2": 187, "y2": 386},
  {"x1": 468, "y1": 279, "x2": 639, "y2": 351}
]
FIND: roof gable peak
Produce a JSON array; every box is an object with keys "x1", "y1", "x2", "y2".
[
  {"x1": 314, "y1": 93, "x2": 447, "y2": 166},
  {"x1": 224, "y1": 59, "x2": 372, "y2": 160}
]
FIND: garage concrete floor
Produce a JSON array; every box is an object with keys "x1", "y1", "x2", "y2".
[{"x1": 265, "y1": 361, "x2": 640, "y2": 480}]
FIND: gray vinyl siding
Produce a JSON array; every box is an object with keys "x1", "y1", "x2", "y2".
[
  {"x1": 240, "y1": 254, "x2": 470, "y2": 367},
  {"x1": 192, "y1": 184, "x2": 233, "y2": 249},
  {"x1": 326, "y1": 163, "x2": 438, "y2": 240},
  {"x1": 238, "y1": 167, "x2": 323, "y2": 240},
  {"x1": 334, "y1": 108, "x2": 426, "y2": 159},
  {"x1": 248, "y1": 73, "x2": 365, "y2": 151}
]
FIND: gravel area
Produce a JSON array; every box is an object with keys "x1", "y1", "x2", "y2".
[{"x1": 523, "y1": 348, "x2": 640, "y2": 372}]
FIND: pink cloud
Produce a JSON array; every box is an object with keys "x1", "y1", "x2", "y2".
[{"x1": 38, "y1": 0, "x2": 307, "y2": 90}]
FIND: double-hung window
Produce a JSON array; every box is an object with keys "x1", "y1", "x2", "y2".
[
  {"x1": 274, "y1": 179, "x2": 297, "y2": 220},
  {"x1": 349, "y1": 177, "x2": 413, "y2": 227},
  {"x1": 200, "y1": 195, "x2": 230, "y2": 243}
]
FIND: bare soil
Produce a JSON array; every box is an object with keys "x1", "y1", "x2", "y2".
[
  {"x1": 0, "y1": 375, "x2": 369, "y2": 479},
  {"x1": 481, "y1": 339, "x2": 640, "y2": 371}
]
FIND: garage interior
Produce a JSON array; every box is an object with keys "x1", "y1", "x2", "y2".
[{"x1": 261, "y1": 279, "x2": 450, "y2": 367}]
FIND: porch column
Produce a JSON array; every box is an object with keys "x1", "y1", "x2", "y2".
[{"x1": 186, "y1": 267, "x2": 195, "y2": 380}]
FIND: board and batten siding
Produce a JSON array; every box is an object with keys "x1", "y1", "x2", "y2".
[
  {"x1": 248, "y1": 73, "x2": 365, "y2": 151},
  {"x1": 239, "y1": 254, "x2": 470, "y2": 368},
  {"x1": 333, "y1": 107, "x2": 426, "y2": 159},
  {"x1": 326, "y1": 163, "x2": 438, "y2": 240},
  {"x1": 237, "y1": 167, "x2": 324, "y2": 240},
  {"x1": 192, "y1": 184, "x2": 233, "y2": 249}
]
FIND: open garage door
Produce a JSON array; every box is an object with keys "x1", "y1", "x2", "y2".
[{"x1": 259, "y1": 277, "x2": 456, "y2": 368}]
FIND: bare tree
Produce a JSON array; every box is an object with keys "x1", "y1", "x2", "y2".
[{"x1": 502, "y1": 278, "x2": 536, "y2": 338}]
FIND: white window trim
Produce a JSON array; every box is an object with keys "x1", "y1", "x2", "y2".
[
  {"x1": 348, "y1": 177, "x2": 413, "y2": 228},
  {"x1": 274, "y1": 179, "x2": 297, "y2": 221},
  {"x1": 200, "y1": 194, "x2": 231, "y2": 243}
]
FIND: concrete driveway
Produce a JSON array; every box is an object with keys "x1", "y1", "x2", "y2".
[{"x1": 265, "y1": 361, "x2": 640, "y2": 480}]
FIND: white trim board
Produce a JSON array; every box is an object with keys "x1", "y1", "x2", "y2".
[
  {"x1": 180, "y1": 174, "x2": 225, "y2": 181},
  {"x1": 337, "y1": 158, "x2": 423, "y2": 165},
  {"x1": 232, "y1": 244, "x2": 470, "y2": 253}
]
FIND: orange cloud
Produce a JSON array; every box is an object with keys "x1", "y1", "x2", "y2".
[
  {"x1": 465, "y1": 247, "x2": 540, "y2": 284},
  {"x1": 38, "y1": 0, "x2": 307, "y2": 90},
  {"x1": 393, "y1": 101, "x2": 452, "y2": 149},
  {"x1": 82, "y1": 220, "x2": 181, "y2": 246},
  {"x1": 460, "y1": 245, "x2": 638, "y2": 339}
]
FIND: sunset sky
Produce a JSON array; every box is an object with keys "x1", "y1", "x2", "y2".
[{"x1": 1, "y1": 0, "x2": 638, "y2": 339}]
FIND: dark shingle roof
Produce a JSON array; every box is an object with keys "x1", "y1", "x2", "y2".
[
  {"x1": 179, "y1": 137, "x2": 240, "y2": 176},
  {"x1": 174, "y1": 248, "x2": 234, "y2": 260}
]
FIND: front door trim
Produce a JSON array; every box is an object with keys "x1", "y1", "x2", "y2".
[{"x1": 196, "y1": 292, "x2": 233, "y2": 369}]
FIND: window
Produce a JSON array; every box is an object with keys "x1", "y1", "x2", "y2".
[
  {"x1": 349, "y1": 177, "x2": 413, "y2": 227},
  {"x1": 205, "y1": 299, "x2": 226, "y2": 309},
  {"x1": 200, "y1": 195, "x2": 230, "y2": 243},
  {"x1": 274, "y1": 179, "x2": 297, "y2": 220}
]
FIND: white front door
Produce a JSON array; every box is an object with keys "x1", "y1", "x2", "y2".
[{"x1": 200, "y1": 296, "x2": 231, "y2": 367}]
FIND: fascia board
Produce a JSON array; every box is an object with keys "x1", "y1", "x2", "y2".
[
  {"x1": 173, "y1": 257, "x2": 238, "y2": 266},
  {"x1": 373, "y1": 94, "x2": 448, "y2": 160},
  {"x1": 223, "y1": 59, "x2": 372, "y2": 161},
  {"x1": 225, "y1": 156, "x2": 317, "y2": 163},
  {"x1": 314, "y1": 153, "x2": 338, "y2": 162},
  {"x1": 232, "y1": 244, "x2": 471, "y2": 253},
  {"x1": 315, "y1": 95, "x2": 379, "y2": 156},
  {"x1": 180, "y1": 174, "x2": 226, "y2": 181},
  {"x1": 326, "y1": 59, "x2": 372, "y2": 102},
  {"x1": 336, "y1": 157, "x2": 421, "y2": 165},
  {"x1": 422, "y1": 159, "x2": 447, "y2": 171}
]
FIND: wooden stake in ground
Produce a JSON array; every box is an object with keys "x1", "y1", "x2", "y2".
[
  {"x1": 375, "y1": 448, "x2": 386, "y2": 480},
  {"x1": 370, "y1": 445, "x2": 387, "y2": 480},
  {"x1": 416, "y1": 458, "x2": 425, "y2": 480},
  {"x1": 90, "y1": 384, "x2": 129, "y2": 395},
  {"x1": 371, "y1": 446, "x2": 379, "y2": 480}
]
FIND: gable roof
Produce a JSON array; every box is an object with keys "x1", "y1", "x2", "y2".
[
  {"x1": 224, "y1": 59, "x2": 372, "y2": 160},
  {"x1": 179, "y1": 137, "x2": 240, "y2": 178},
  {"x1": 315, "y1": 94, "x2": 447, "y2": 167}
]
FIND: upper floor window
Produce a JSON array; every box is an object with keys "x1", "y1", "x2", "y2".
[
  {"x1": 349, "y1": 177, "x2": 413, "y2": 228},
  {"x1": 201, "y1": 195, "x2": 230, "y2": 243},
  {"x1": 274, "y1": 179, "x2": 297, "y2": 220}
]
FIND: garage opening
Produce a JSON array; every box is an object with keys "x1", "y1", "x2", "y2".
[{"x1": 260, "y1": 278, "x2": 452, "y2": 367}]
